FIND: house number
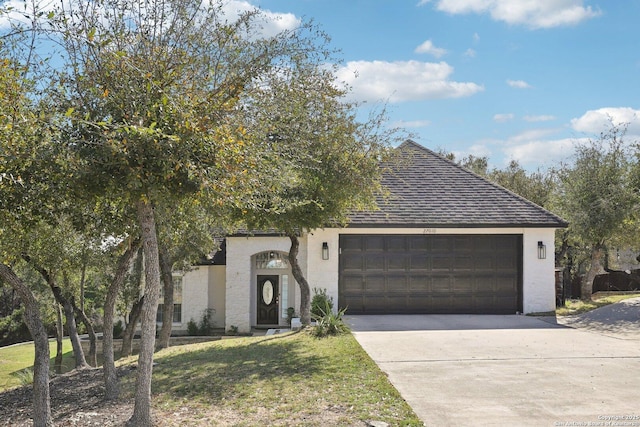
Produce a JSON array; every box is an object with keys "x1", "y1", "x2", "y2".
[{"x1": 423, "y1": 228, "x2": 437, "y2": 234}]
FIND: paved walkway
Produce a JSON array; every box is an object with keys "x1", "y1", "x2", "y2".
[{"x1": 348, "y1": 304, "x2": 640, "y2": 426}]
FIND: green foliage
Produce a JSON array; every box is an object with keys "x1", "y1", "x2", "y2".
[
  {"x1": 310, "y1": 299, "x2": 350, "y2": 338},
  {"x1": 0, "y1": 306, "x2": 31, "y2": 346},
  {"x1": 285, "y1": 307, "x2": 296, "y2": 326},
  {"x1": 226, "y1": 325, "x2": 239, "y2": 336},
  {"x1": 197, "y1": 309, "x2": 216, "y2": 336},
  {"x1": 113, "y1": 320, "x2": 124, "y2": 339},
  {"x1": 13, "y1": 368, "x2": 34, "y2": 386},
  {"x1": 554, "y1": 124, "x2": 634, "y2": 247},
  {"x1": 310, "y1": 288, "x2": 333, "y2": 318},
  {"x1": 186, "y1": 310, "x2": 216, "y2": 336},
  {"x1": 186, "y1": 319, "x2": 199, "y2": 336}
]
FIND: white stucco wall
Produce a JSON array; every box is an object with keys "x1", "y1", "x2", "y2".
[
  {"x1": 208, "y1": 265, "x2": 226, "y2": 329},
  {"x1": 180, "y1": 266, "x2": 210, "y2": 332},
  {"x1": 226, "y1": 235, "x2": 307, "y2": 333}
]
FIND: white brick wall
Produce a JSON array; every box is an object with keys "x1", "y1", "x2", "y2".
[
  {"x1": 188, "y1": 227, "x2": 558, "y2": 331},
  {"x1": 522, "y1": 228, "x2": 557, "y2": 314},
  {"x1": 226, "y1": 236, "x2": 306, "y2": 333},
  {"x1": 180, "y1": 266, "x2": 210, "y2": 331}
]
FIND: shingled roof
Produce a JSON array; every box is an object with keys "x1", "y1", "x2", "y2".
[{"x1": 348, "y1": 140, "x2": 568, "y2": 228}]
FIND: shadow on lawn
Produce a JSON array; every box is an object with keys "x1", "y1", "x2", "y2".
[{"x1": 151, "y1": 332, "x2": 326, "y2": 402}]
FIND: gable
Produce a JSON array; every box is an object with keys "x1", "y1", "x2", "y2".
[{"x1": 348, "y1": 140, "x2": 568, "y2": 228}]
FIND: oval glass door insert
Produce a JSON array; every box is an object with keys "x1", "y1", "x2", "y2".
[{"x1": 262, "y1": 280, "x2": 274, "y2": 305}]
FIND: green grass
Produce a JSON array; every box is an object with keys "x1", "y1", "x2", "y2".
[
  {"x1": 1, "y1": 332, "x2": 421, "y2": 425},
  {"x1": 147, "y1": 331, "x2": 422, "y2": 426},
  {"x1": 0, "y1": 339, "x2": 74, "y2": 391},
  {"x1": 556, "y1": 293, "x2": 640, "y2": 316}
]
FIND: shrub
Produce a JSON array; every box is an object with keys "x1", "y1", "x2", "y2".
[
  {"x1": 311, "y1": 288, "x2": 333, "y2": 319},
  {"x1": 286, "y1": 307, "x2": 296, "y2": 326},
  {"x1": 113, "y1": 320, "x2": 124, "y2": 339},
  {"x1": 198, "y1": 309, "x2": 215, "y2": 335},
  {"x1": 14, "y1": 368, "x2": 34, "y2": 386},
  {"x1": 310, "y1": 299, "x2": 350, "y2": 338},
  {"x1": 187, "y1": 319, "x2": 199, "y2": 336}
]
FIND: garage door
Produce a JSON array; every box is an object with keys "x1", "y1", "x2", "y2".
[{"x1": 339, "y1": 234, "x2": 522, "y2": 314}]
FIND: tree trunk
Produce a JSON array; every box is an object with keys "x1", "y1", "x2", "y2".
[
  {"x1": 121, "y1": 295, "x2": 144, "y2": 358},
  {"x1": 73, "y1": 300, "x2": 97, "y2": 367},
  {"x1": 583, "y1": 243, "x2": 606, "y2": 301},
  {"x1": 288, "y1": 234, "x2": 311, "y2": 325},
  {"x1": 104, "y1": 237, "x2": 141, "y2": 400},
  {"x1": 0, "y1": 264, "x2": 53, "y2": 427},
  {"x1": 128, "y1": 199, "x2": 162, "y2": 426},
  {"x1": 54, "y1": 302, "x2": 64, "y2": 375},
  {"x1": 62, "y1": 298, "x2": 90, "y2": 369},
  {"x1": 157, "y1": 244, "x2": 174, "y2": 350},
  {"x1": 23, "y1": 254, "x2": 90, "y2": 369}
]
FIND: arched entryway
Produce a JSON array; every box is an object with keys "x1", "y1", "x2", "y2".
[{"x1": 253, "y1": 251, "x2": 295, "y2": 326}]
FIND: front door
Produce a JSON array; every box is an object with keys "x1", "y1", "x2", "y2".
[{"x1": 257, "y1": 275, "x2": 279, "y2": 325}]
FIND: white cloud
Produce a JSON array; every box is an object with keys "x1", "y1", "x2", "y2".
[
  {"x1": 493, "y1": 113, "x2": 514, "y2": 123},
  {"x1": 464, "y1": 48, "x2": 477, "y2": 58},
  {"x1": 507, "y1": 128, "x2": 558, "y2": 144},
  {"x1": 570, "y1": 107, "x2": 640, "y2": 134},
  {"x1": 507, "y1": 79, "x2": 531, "y2": 89},
  {"x1": 336, "y1": 60, "x2": 484, "y2": 103},
  {"x1": 524, "y1": 115, "x2": 556, "y2": 122},
  {"x1": 427, "y1": 0, "x2": 600, "y2": 29},
  {"x1": 394, "y1": 119, "x2": 431, "y2": 128},
  {"x1": 0, "y1": 0, "x2": 299, "y2": 36},
  {"x1": 503, "y1": 138, "x2": 579, "y2": 166},
  {"x1": 415, "y1": 39, "x2": 447, "y2": 58},
  {"x1": 453, "y1": 143, "x2": 492, "y2": 160},
  {"x1": 222, "y1": 1, "x2": 300, "y2": 36}
]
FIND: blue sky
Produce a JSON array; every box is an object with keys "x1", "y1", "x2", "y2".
[
  {"x1": 252, "y1": 0, "x2": 640, "y2": 170},
  {"x1": 2, "y1": 0, "x2": 639, "y2": 170}
]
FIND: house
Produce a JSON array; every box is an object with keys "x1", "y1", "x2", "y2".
[{"x1": 170, "y1": 140, "x2": 568, "y2": 333}]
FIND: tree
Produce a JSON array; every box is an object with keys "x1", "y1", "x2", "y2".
[
  {"x1": 103, "y1": 235, "x2": 141, "y2": 400},
  {"x1": 46, "y1": 0, "x2": 345, "y2": 422},
  {"x1": 155, "y1": 198, "x2": 218, "y2": 349},
  {"x1": 0, "y1": 42, "x2": 55, "y2": 427},
  {"x1": 488, "y1": 160, "x2": 555, "y2": 209},
  {"x1": 236, "y1": 53, "x2": 400, "y2": 324},
  {"x1": 554, "y1": 124, "x2": 635, "y2": 300}
]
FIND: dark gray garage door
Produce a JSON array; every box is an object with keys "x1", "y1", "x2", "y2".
[{"x1": 339, "y1": 234, "x2": 522, "y2": 314}]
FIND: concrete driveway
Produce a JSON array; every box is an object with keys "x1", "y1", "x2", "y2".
[{"x1": 347, "y1": 301, "x2": 640, "y2": 426}]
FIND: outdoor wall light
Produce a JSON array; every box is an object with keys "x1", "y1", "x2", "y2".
[
  {"x1": 322, "y1": 242, "x2": 329, "y2": 260},
  {"x1": 537, "y1": 241, "x2": 546, "y2": 259}
]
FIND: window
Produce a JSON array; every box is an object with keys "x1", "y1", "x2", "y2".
[
  {"x1": 256, "y1": 251, "x2": 289, "y2": 269},
  {"x1": 157, "y1": 276, "x2": 183, "y2": 323}
]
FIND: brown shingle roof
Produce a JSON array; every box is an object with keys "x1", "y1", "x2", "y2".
[{"x1": 348, "y1": 140, "x2": 568, "y2": 228}]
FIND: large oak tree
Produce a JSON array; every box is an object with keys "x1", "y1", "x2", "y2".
[{"x1": 44, "y1": 0, "x2": 349, "y2": 423}]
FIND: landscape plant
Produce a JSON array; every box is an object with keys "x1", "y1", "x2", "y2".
[{"x1": 311, "y1": 287, "x2": 334, "y2": 318}]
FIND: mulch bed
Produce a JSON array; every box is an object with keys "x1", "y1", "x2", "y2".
[{"x1": 0, "y1": 367, "x2": 135, "y2": 426}]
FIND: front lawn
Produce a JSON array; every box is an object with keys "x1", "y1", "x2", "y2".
[
  {"x1": 0, "y1": 339, "x2": 73, "y2": 391},
  {"x1": 1, "y1": 331, "x2": 422, "y2": 426},
  {"x1": 146, "y1": 331, "x2": 421, "y2": 426},
  {"x1": 556, "y1": 293, "x2": 640, "y2": 316}
]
